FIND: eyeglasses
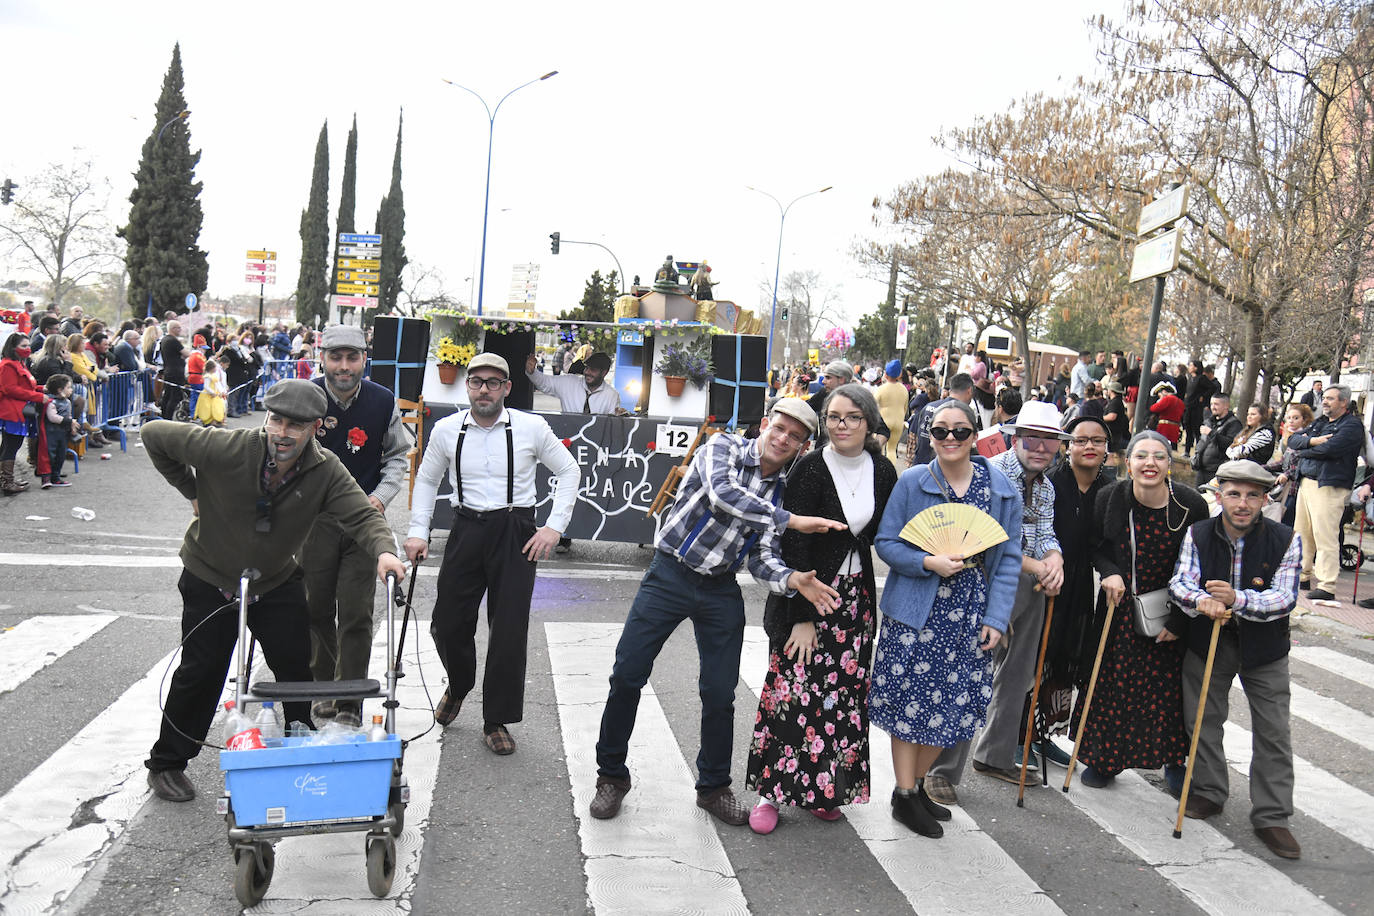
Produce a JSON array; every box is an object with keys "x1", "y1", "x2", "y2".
[
  {"x1": 466, "y1": 376, "x2": 507, "y2": 391},
  {"x1": 825, "y1": 413, "x2": 866, "y2": 429},
  {"x1": 265, "y1": 413, "x2": 314, "y2": 435},
  {"x1": 930, "y1": 426, "x2": 974, "y2": 441},
  {"x1": 1130, "y1": 451, "x2": 1171, "y2": 463},
  {"x1": 1069, "y1": 436, "x2": 1109, "y2": 447},
  {"x1": 771, "y1": 427, "x2": 810, "y2": 447},
  {"x1": 1019, "y1": 435, "x2": 1061, "y2": 452},
  {"x1": 255, "y1": 497, "x2": 272, "y2": 534}
]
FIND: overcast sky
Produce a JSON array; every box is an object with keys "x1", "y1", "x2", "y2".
[{"x1": 2, "y1": 1, "x2": 1114, "y2": 329}]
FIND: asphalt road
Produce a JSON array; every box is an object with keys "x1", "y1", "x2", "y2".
[{"x1": 2, "y1": 414, "x2": 1374, "y2": 914}]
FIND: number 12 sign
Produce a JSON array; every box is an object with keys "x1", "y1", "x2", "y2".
[{"x1": 655, "y1": 423, "x2": 696, "y2": 457}]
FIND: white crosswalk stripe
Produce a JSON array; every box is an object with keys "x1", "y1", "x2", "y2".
[
  {"x1": 1290, "y1": 644, "x2": 1374, "y2": 688},
  {"x1": 1288, "y1": 683, "x2": 1374, "y2": 752},
  {"x1": 0, "y1": 614, "x2": 115, "y2": 694}
]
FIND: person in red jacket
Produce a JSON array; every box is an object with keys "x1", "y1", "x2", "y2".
[
  {"x1": 0, "y1": 332, "x2": 49, "y2": 494},
  {"x1": 1149, "y1": 380, "x2": 1185, "y2": 447}
]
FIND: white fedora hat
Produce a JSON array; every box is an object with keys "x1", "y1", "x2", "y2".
[{"x1": 1001, "y1": 399, "x2": 1070, "y2": 439}]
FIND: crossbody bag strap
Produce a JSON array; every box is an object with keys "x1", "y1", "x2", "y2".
[{"x1": 1128, "y1": 507, "x2": 1138, "y2": 596}]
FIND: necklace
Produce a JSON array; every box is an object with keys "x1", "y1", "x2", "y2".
[{"x1": 828, "y1": 447, "x2": 867, "y2": 498}]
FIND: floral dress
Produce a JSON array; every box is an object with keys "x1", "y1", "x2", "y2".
[
  {"x1": 869, "y1": 462, "x2": 995, "y2": 746},
  {"x1": 746, "y1": 572, "x2": 876, "y2": 809}
]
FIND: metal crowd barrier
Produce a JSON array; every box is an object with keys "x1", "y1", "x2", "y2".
[{"x1": 255, "y1": 359, "x2": 319, "y2": 408}]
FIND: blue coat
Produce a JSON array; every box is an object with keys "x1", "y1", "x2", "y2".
[{"x1": 875, "y1": 457, "x2": 1023, "y2": 635}]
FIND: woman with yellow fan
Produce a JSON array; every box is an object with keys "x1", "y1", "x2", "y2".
[{"x1": 871, "y1": 401, "x2": 1023, "y2": 838}]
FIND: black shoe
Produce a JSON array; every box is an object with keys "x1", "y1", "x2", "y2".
[
  {"x1": 590, "y1": 778, "x2": 630, "y2": 819},
  {"x1": 1300, "y1": 579, "x2": 1311, "y2": 590},
  {"x1": 892, "y1": 790, "x2": 943, "y2": 838},
  {"x1": 1080, "y1": 765, "x2": 1115, "y2": 789},
  {"x1": 917, "y1": 785, "x2": 952, "y2": 822},
  {"x1": 147, "y1": 768, "x2": 195, "y2": 802},
  {"x1": 1359, "y1": 597, "x2": 1374, "y2": 610},
  {"x1": 696, "y1": 787, "x2": 750, "y2": 826},
  {"x1": 1307, "y1": 588, "x2": 1335, "y2": 601}
]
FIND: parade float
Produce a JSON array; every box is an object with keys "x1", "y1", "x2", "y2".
[{"x1": 388, "y1": 257, "x2": 768, "y2": 542}]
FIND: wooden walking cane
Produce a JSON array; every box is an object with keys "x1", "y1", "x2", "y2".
[
  {"x1": 1353, "y1": 509, "x2": 1365, "y2": 603},
  {"x1": 1175, "y1": 615, "x2": 1225, "y2": 838},
  {"x1": 1017, "y1": 595, "x2": 1055, "y2": 807},
  {"x1": 1063, "y1": 597, "x2": 1116, "y2": 792}
]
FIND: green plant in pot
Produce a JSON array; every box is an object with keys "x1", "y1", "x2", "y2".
[{"x1": 655, "y1": 336, "x2": 714, "y2": 397}]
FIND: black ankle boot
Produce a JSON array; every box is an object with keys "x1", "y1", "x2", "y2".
[
  {"x1": 892, "y1": 790, "x2": 943, "y2": 838},
  {"x1": 917, "y1": 783, "x2": 952, "y2": 822}
]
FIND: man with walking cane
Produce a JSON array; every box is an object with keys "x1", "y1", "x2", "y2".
[{"x1": 1168, "y1": 459, "x2": 1302, "y2": 859}]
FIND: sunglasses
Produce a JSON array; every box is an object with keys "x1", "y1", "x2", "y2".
[{"x1": 930, "y1": 426, "x2": 974, "y2": 441}]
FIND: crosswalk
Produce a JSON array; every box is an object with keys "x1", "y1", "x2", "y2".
[{"x1": 2, "y1": 607, "x2": 1373, "y2": 914}]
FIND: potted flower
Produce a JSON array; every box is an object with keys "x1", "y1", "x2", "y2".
[
  {"x1": 654, "y1": 336, "x2": 714, "y2": 397},
  {"x1": 433, "y1": 335, "x2": 476, "y2": 384}
]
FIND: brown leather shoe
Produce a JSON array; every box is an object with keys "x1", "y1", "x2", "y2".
[
  {"x1": 434, "y1": 688, "x2": 462, "y2": 726},
  {"x1": 590, "y1": 778, "x2": 630, "y2": 820},
  {"x1": 696, "y1": 787, "x2": 749, "y2": 826},
  {"x1": 1255, "y1": 825, "x2": 1302, "y2": 859},
  {"x1": 1184, "y1": 794, "x2": 1223, "y2": 820}
]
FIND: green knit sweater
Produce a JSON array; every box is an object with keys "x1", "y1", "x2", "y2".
[{"x1": 141, "y1": 420, "x2": 397, "y2": 595}]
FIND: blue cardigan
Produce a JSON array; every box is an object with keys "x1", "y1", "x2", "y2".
[{"x1": 875, "y1": 457, "x2": 1024, "y2": 635}]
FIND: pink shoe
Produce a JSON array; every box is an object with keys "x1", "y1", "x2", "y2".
[
  {"x1": 749, "y1": 801, "x2": 779, "y2": 835},
  {"x1": 811, "y1": 808, "x2": 844, "y2": 821}
]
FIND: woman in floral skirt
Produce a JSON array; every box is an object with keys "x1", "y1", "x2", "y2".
[
  {"x1": 870, "y1": 401, "x2": 1023, "y2": 837},
  {"x1": 746, "y1": 384, "x2": 897, "y2": 834}
]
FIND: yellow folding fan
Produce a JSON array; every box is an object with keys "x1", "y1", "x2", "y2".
[{"x1": 899, "y1": 503, "x2": 1009, "y2": 559}]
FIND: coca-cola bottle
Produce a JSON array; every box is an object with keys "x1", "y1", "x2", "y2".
[{"x1": 223, "y1": 700, "x2": 264, "y2": 750}]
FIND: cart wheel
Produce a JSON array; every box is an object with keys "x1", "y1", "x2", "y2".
[
  {"x1": 365, "y1": 835, "x2": 396, "y2": 898},
  {"x1": 388, "y1": 801, "x2": 406, "y2": 838},
  {"x1": 233, "y1": 843, "x2": 274, "y2": 907},
  {"x1": 1341, "y1": 544, "x2": 1361, "y2": 571}
]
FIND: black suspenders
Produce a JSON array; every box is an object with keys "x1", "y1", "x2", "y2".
[{"x1": 453, "y1": 412, "x2": 516, "y2": 509}]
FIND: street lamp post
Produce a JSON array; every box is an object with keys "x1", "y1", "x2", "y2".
[
  {"x1": 443, "y1": 72, "x2": 558, "y2": 315},
  {"x1": 749, "y1": 185, "x2": 832, "y2": 368}
]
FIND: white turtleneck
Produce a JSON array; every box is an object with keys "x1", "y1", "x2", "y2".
[{"x1": 823, "y1": 446, "x2": 874, "y2": 574}]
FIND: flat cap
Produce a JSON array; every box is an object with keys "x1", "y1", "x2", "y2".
[
  {"x1": 467, "y1": 352, "x2": 510, "y2": 377},
  {"x1": 1215, "y1": 459, "x2": 1277, "y2": 488},
  {"x1": 584, "y1": 351, "x2": 612, "y2": 371},
  {"x1": 823, "y1": 360, "x2": 855, "y2": 380},
  {"x1": 264, "y1": 379, "x2": 328, "y2": 422},
  {"x1": 319, "y1": 324, "x2": 367, "y2": 352},
  {"x1": 770, "y1": 396, "x2": 818, "y2": 435}
]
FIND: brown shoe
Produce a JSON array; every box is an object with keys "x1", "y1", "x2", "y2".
[
  {"x1": 971, "y1": 758, "x2": 1024, "y2": 785},
  {"x1": 696, "y1": 787, "x2": 749, "y2": 826},
  {"x1": 434, "y1": 688, "x2": 462, "y2": 726},
  {"x1": 1184, "y1": 794, "x2": 1223, "y2": 820},
  {"x1": 922, "y1": 775, "x2": 959, "y2": 807},
  {"x1": 590, "y1": 777, "x2": 630, "y2": 820},
  {"x1": 483, "y1": 724, "x2": 516, "y2": 755},
  {"x1": 1255, "y1": 825, "x2": 1301, "y2": 860}
]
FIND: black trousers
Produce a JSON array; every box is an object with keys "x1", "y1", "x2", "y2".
[
  {"x1": 431, "y1": 508, "x2": 538, "y2": 724},
  {"x1": 146, "y1": 568, "x2": 314, "y2": 772}
]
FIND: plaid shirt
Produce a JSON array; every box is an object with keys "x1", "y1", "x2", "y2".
[
  {"x1": 656, "y1": 432, "x2": 794, "y2": 593},
  {"x1": 991, "y1": 449, "x2": 1060, "y2": 560},
  {"x1": 1169, "y1": 527, "x2": 1302, "y2": 622}
]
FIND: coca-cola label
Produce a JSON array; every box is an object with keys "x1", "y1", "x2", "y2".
[{"x1": 227, "y1": 727, "x2": 265, "y2": 751}]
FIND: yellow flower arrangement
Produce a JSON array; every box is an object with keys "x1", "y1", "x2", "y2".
[{"x1": 434, "y1": 336, "x2": 477, "y2": 367}]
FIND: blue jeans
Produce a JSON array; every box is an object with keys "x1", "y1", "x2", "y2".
[{"x1": 596, "y1": 552, "x2": 746, "y2": 791}]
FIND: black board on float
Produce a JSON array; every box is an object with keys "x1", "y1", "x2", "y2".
[
  {"x1": 370, "y1": 316, "x2": 429, "y2": 402},
  {"x1": 709, "y1": 334, "x2": 767, "y2": 426}
]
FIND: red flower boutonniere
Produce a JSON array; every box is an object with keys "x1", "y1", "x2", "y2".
[{"x1": 346, "y1": 427, "x2": 367, "y2": 453}]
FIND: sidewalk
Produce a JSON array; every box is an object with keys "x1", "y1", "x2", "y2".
[{"x1": 1295, "y1": 566, "x2": 1374, "y2": 635}]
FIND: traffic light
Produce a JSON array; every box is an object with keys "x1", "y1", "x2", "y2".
[
  {"x1": 0, "y1": 179, "x2": 14, "y2": 205},
  {"x1": 780, "y1": 305, "x2": 789, "y2": 321},
  {"x1": 549, "y1": 231, "x2": 560, "y2": 254}
]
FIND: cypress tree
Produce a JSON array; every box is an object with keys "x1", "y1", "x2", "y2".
[
  {"x1": 295, "y1": 121, "x2": 330, "y2": 327},
  {"x1": 331, "y1": 115, "x2": 358, "y2": 299},
  {"x1": 119, "y1": 43, "x2": 209, "y2": 319},
  {"x1": 377, "y1": 111, "x2": 407, "y2": 314}
]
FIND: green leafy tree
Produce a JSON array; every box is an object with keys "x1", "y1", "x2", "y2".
[
  {"x1": 376, "y1": 111, "x2": 407, "y2": 315},
  {"x1": 295, "y1": 121, "x2": 330, "y2": 326},
  {"x1": 331, "y1": 115, "x2": 358, "y2": 299},
  {"x1": 850, "y1": 299, "x2": 899, "y2": 363},
  {"x1": 559, "y1": 269, "x2": 620, "y2": 350},
  {"x1": 119, "y1": 43, "x2": 208, "y2": 319}
]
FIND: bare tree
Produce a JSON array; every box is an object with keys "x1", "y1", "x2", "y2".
[
  {"x1": 398, "y1": 261, "x2": 460, "y2": 316},
  {"x1": 0, "y1": 157, "x2": 120, "y2": 309}
]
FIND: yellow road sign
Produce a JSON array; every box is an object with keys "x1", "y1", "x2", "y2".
[
  {"x1": 246, "y1": 249, "x2": 277, "y2": 261},
  {"x1": 337, "y1": 270, "x2": 380, "y2": 282},
  {"x1": 338, "y1": 258, "x2": 381, "y2": 270},
  {"x1": 337, "y1": 282, "x2": 380, "y2": 296}
]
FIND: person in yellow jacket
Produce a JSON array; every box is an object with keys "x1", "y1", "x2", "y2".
[{"x1": 67, "y1": 334, "x2": 112, "y2": 447}]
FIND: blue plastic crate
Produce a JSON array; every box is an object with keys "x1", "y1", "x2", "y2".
[{"x1": 220, "y1": 735, "x2": 401, "y2": 827}]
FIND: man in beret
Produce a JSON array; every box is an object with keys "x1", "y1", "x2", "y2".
[
  {"x1": 302, "y1": 325, "x2": 410, "y2": 727},
  {"x1": 141, "y1": 378, "x2": 405, "y2": 803},
  {"x1": 405, "y1": 353, "x2": 580, "y2": 756},
  {"x1": 1169, "y1": 459, "x2": 1302, "y2": 860}
]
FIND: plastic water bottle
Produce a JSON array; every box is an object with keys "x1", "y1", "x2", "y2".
[
  {"x1": 71, "y1": 507, "x2": 95, "y2": 521},
  {"x1": 255, "y1": 701, "x2": 283, "y2": 746},
  {"x1": 368, "y1": 714, "x2": 387, "y2": 742},
  {"x1": 222, "y1": 700, "x2": 264, "y2": 750}
]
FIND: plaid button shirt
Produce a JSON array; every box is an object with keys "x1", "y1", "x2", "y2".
[
  {"x1": 656, "y1": 433, "x2": 794, "y2": 593},
  {"x1": 1169, "y1": 527, "x2": 1301, "y2": 622},
  {"x1": 991, "y1": 449, "x2": 1060, "y2": 560}
]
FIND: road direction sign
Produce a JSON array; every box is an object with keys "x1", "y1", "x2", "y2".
[
  {"x1": 245, "y1": 261, "x2": 277, "y2": 273},
  {"x1": 245, "y1": 249, "x2": 277, "y2": 261},
  {"x1": 1129, "y1": 227, "x2": 1183, "y2": 283},
  {"x1": 1137, "y1": 184, "x2": 1190, "y2": 236},
  {"x1": 246, "y1": 273, "x2": 276, "y2": 285},
  {"x1": 339, "y1": 233, "x2": 382, "y2": 245},
  {"x1": 337, "y1": 270, "x2": 380, "y2": 283},
  {"x1": 337, "y1": 245, "x2": 381, "y2": 258},
  {"x1": 339, "y1": 258, "x2": 381, "y2": 270},
  {"x1": 337, "y1": 282, "x2": 381, "y2": 296},
  {"x1": 332, "y1": 295, "x2": 377, "y2": 309}
]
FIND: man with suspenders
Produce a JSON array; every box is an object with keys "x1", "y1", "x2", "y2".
[{"x1": 405, "y1": 353, "x2": 579, "y2": 755}]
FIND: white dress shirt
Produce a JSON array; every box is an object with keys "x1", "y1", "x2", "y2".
[
  {"x1": 526, "y1": 368, "x2": 623, "y2": 414},
  {"x1": 408, "y1": 407, "x2": 580, "y2": 539}
]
